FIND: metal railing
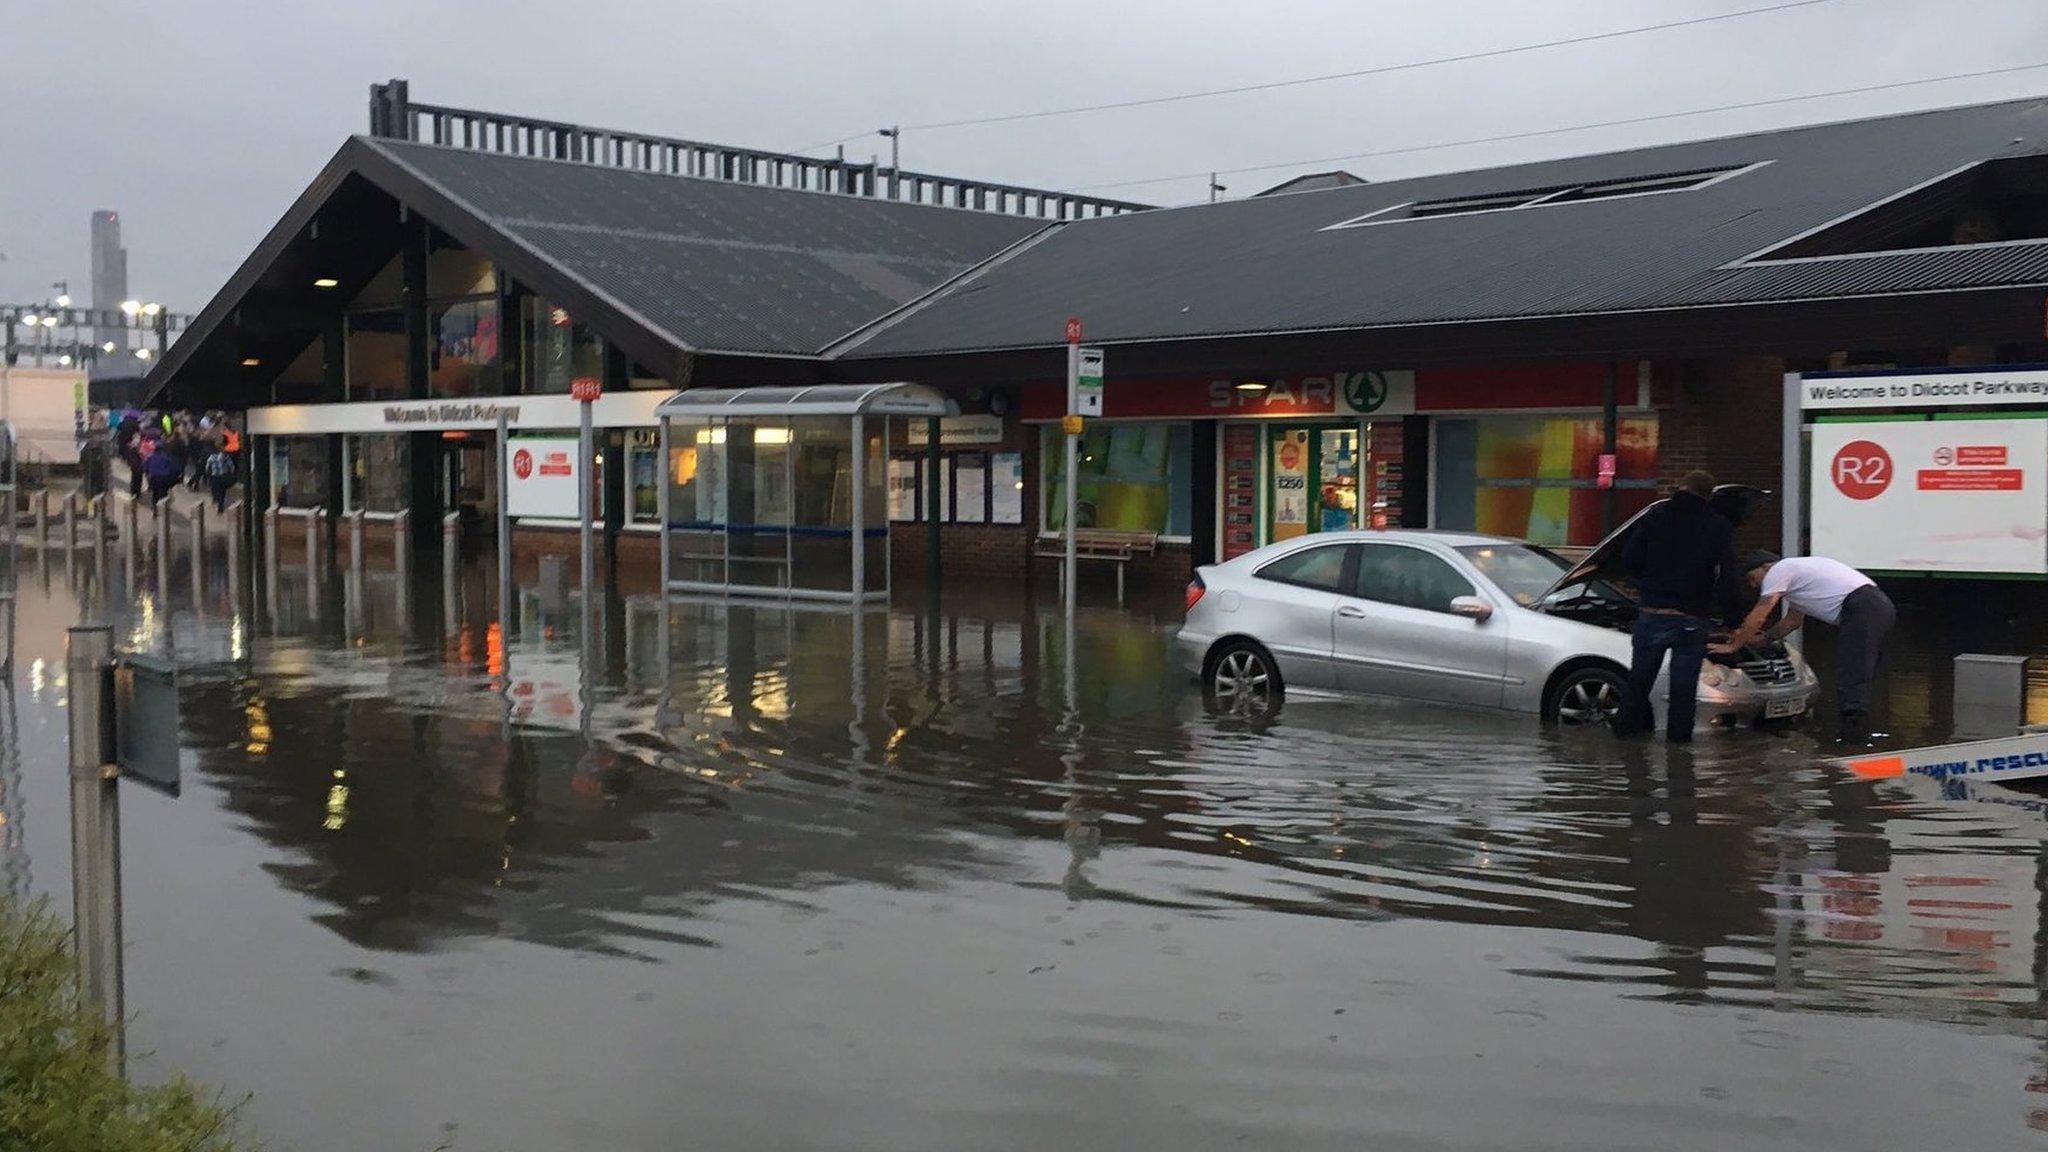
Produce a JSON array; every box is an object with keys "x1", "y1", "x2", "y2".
[{"x1": 369, "y1": 79, "x2": 1151, "y2": 222}]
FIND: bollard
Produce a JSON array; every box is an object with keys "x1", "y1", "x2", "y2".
[
  {"x1": 153, "y1": 501, "x2": 169, "y2": 560},
  {"x1": 349, "y1": 510, "x2": 365, "y2": 573},
  {"x1": 191, "y1": 501, "x2": 206, "y2": 571},
  {"x1": 65, "y1": 624, "x2": 124, "y2": 1075},
  {"x1": 443, "y1": 511, "x2": 461, "y2": 632},
  {"x1": 64, "y1": 495, "x2": 77, "y2": 552},
  {"x1": 395, "y1": 509, "x2": 410, "y2": 583},
  {"x1": 305, "y1": 508, "x2": 320, "y2": 576},
  {"x1": 33, "y1": 489, "x2": 47, "y2": 543}
]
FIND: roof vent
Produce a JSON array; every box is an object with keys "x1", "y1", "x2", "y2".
[{"x1": 1329, "y1": 163, "x2": 1762, "y2": 229}]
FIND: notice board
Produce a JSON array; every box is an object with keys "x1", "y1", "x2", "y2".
[
  {"x1": 1810, "y1": 417, "x2": 2048, "y2": 575},
  {"x1": 506, "y1": 435, "x2": 581, "y2": 519}
]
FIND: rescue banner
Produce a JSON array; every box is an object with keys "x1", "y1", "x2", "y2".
[{"x1": 1833, "y1": 732, "x2": 2048, "y2": 785}]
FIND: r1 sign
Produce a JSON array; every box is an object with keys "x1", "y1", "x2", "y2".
[{"x1": 570, "y1": 376, "x2": 602, "y2": 403}]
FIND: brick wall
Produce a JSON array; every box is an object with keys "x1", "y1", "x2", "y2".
[{"x1": 1657, "y1": 355, "x2": 1788, "y2": 552}]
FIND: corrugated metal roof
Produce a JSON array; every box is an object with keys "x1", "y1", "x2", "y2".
[
  {"x1": 836, "y1": 97, "x2": 2048, "y2": 358},
  {"x1": 369, "y1": 139, "x2": 1048, "y2": 356}
]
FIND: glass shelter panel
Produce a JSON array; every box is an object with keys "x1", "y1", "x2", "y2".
[
  {"x1": 790, "y1": 416, "x2": 853, "y2": 593},
  {"x1": 862, "y1": 422, "x2": 887, "y2": 594},
  {"x1": 730, "y1": 422, "x2": 792, "y2": 590},
  {"x1": 668, "y1": 419, "x2": 727, "y2": 585}
]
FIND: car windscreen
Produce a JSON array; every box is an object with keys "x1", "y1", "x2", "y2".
[{"x1": 1456, "y1": 544, "x2": 1569, "y2": 607}]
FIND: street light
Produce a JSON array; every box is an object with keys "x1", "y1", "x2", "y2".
[
  {"x1": 134, "y1": 348, "x2": 151, "y2": 361},
  {"x1": 139, "y1": 303, "x2": 161, "y2": 318},
  {"x1": 119, "y1": 300, "x2": 141, "y2": 317},
  {"x1": 54, "y1": 294, "x2": 71, "y2": 308},
  {"x1": 101, "y1": 341, "x2": 116, "y2": 353},
  {"x1": 39, "y1": 315, "x2": 57, "y2": 328}
]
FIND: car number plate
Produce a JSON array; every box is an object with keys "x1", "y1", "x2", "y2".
[{"x1": 1765, "y1": 697, "x2": 1804, "y2": 719}]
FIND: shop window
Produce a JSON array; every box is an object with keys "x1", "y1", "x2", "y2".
[
  {"x1": 346, "y1": 435, "x2": 410, "y2": 513},
  {"x1": 1355, "y1": 544, "x2": 1475, "y2": 613},
  {"x1": 625, "y1": 429, "x2": 660, "y2": 525},
  {"x1": 345, "y1": 310, "x2": 407, "y2": 400},
  {"x1": 427, "y1": 247, "x2": 496, "y2": 298},
  {"x1": 524, "y1": 298, "x2": 600, "y2": 394},
  {"x1": 430, "y1": 298, "x2": 500, "y2": 397},
  {"x1": 1256, "y1": 544, "x2": 1354, "y2": 592},
  {"x1": 1433, "y1": 415, "x2": 1659, "y2": 547},
  {"x1": 1040, "y1": 422, "x2": 1192, "y2": 538},
  {"x1": 271, "y1": 437, "x2": 330, "y2": 510}
]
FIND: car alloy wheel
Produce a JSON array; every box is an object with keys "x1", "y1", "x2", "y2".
[
  {"x1": 1208, "y1": 645, "x2": 1278, "y2": 717},
  {"x1": 1554, "y1": 672, "x2": 1623, "y2": 726}
]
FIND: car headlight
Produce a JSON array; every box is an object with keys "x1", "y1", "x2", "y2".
[{"x1": 1701, "y1": 666, "x2": 1725, "y2": 687}]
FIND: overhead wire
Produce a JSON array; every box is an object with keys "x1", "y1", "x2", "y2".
[
  {"x1": 790, "y1": 0, "x2": 1842, "y2": 154},
  {"x1": 1076, "y1": 61, "x2": 2048, "y2": 193}
]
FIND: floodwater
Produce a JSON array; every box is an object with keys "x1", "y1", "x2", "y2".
[{"x1": 6, "y1": 536, "x2": 2048, "y2": 1150}]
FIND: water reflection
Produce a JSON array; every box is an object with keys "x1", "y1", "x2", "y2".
[{"x1": 9, "y1": 534, "x2": 2048, "y2": 1148}]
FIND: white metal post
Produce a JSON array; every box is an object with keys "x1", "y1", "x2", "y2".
[
  {"x1": 851, "y1": 414, "x2": 866, "y2": 601},
  {"x1": 1064, "y1": 336, "x2": 1080, "y2": 614},
  {"x1": 497, "y1": 411, "x2": 513, "y2": 619},
  {"x1": 1782, "y1": 372, "x2": 1804, "y2": 650},
  {"x1": 579, "y1": 399, "x2": 594, "y2": 600},
  {"x1": 657, "y1": 417, "x2": 671, "y2": 593},
  {"x1": 65, "y1": 624, "x2": 122, "y2": 1075}
]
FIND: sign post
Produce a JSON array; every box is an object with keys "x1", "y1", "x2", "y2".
[
  {"x1": 496, "y1": 410, "x2": 513, "y2": 627},
  {"x1": 571, "y1": 376, "x2": 600, "y2": 603},
  {"x1": 1063, "y1": 319, "x2": 1082, "y2": 615}
]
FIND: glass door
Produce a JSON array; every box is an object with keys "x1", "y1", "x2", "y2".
[{"x1": 1265, "y1": 425, "x2": 1363, "y2": 544}]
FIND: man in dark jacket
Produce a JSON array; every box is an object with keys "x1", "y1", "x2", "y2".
[{"x1": 1614, "y1": 470, "x2": 1741, "y2": 743}]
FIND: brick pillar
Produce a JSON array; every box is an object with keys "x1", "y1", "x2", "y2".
[{"x1": 1661, "y1": 355, "x2": 1787, "y2": 551}]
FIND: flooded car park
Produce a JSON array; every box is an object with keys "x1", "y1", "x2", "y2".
[{"x1": 7, "y1": 547, "x2": 2048, "y2": 1149}]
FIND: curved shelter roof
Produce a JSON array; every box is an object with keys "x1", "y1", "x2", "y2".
[{"x1": 656, "y1": 381, "x2": 956, "y2": 418}]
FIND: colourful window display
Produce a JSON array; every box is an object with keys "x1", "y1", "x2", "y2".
[
  {"x1": 1041, "y1": 423, "x2": 1193, "y2": 537},
  {"x1": 1434, "y1": 415, "x2": 1659, "y2": 546}
]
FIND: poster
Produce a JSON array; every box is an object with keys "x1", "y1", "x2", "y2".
[
  {"x1": 888, "y1": 457, "x2": 919, "y2": 521},
  {"x1": 506, "y1": 434, "x2": 581, "y2": 519},
  {"x1": 990, "y1": 452, "x2": 1023, "y2": 524},
  {"x1": 1271, "y1": 429, "x2": 1309, "y2": 541},
  {"x1": 1810, "y1": 417, "x2": 2048, "y2": 574},
  {"x1": 954, "y1": 454, "x2": 987, "y2": 523},
  {"x1": 1222, "y1": 425, "x2": 1260, "y2": 558}
]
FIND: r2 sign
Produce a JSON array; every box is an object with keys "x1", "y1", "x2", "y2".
[{"x1": 1831, "y1": 440, "x2": 1892, "y2": 501}]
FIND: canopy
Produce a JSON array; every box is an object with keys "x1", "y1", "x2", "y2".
[{"x1": 655, "y1": 382, "x2": 956, "y2": 420}]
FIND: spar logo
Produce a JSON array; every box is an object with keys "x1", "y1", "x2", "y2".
[
  {"x1": 513, "y1": 448, "x2": 534, "y2": 480},
  {"x1": 1830, "y1": 440, "x2": 1891, "y2": 501},
  {"x1": 1343, "y1": 371, "x2": 1390, "y2": 414}
]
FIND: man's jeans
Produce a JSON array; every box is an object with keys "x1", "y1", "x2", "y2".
[{"x1": 1617, "y1": 613, "x2": 1709, "y2": 742}]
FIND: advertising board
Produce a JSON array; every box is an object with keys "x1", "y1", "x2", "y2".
[
  {"x1": 506, "y1": 435, "x2": 581, "y2": 520},
  {"x1": 1810, "y1": 418, "x2": 2047, "y2": 575}
]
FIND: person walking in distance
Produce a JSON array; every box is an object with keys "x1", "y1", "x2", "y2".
[
  {"x1": 1713, "y1": 553, "x2": 1894, "y2": 744},
  {"x1": 204, "y1": 444, "x2": 236, "y2": 513},
  {"x1": 1613, "y1": 470, "x2": 1741, "y2": 743}
]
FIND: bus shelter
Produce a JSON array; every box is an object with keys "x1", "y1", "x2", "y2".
[{"x1": 656, "y1": 383, "x2": 956, "y2": 602}]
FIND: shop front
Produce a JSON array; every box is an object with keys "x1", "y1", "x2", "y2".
[{"x1": 1020, "y1": 360, "x2": 1666, "y2": 564}]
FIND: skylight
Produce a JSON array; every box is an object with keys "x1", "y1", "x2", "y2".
[{"x1": 1327, "y1": 162, "x2": 1765, "y2": 229}]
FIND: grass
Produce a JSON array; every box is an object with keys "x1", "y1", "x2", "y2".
[{"x1": 0, "y1": 898, "x2": 249, "y2": 1151}]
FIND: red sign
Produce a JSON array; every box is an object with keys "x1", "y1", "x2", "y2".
[
  {"x1": 512, "y1": 448, "x2": 534, "y2": 480},
  {"x1": 1958, "y1": 445, "x2": 2008, "y2": 466},
  {"x1": 1065, "y1": 317, "x2": 1083, "y2": 344},
  {"x1": 1831, "y1": 440, "x2": 1893, "y2": 501},
  {"x1": 1596, "y1": 452, "x2": 1617, "y2": 490},
  {"x1": 570, "y1": 377, "x2": 602, "y2": 403},
  {"x1": 1919, "y1": 468, "x2": 2024, "y2": 492},
  {"x1": 538, "y1": 450, "x2": 574, "y2": 477}
]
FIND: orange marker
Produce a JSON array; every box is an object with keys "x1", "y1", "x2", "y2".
[{"x1": 1846, "y1": 755, "x2": 1906, "y2": 780}]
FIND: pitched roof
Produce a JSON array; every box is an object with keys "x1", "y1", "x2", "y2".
[
  {"x1": 146, "y1": 135, "x2": 1050, "y2": 400},
  {"x1": 833, "y1": 97, "x2": 2048, "y2": 359},
  {"x1": 366, "y1": 139, "x2": 1048, "y2": 356}
]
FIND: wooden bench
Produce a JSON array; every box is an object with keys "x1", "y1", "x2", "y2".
[{"x1": 1035, "y1": 529, "x2": 1159, "y2": 604}]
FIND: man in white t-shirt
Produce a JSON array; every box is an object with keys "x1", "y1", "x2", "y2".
[{"x1": 1712, "y1": 551, "x2": 1895, "y2": 743}]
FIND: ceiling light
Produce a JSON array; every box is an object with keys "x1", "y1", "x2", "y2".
[
  {"x1": 1235, "y1": 381, "x2": 1269, "y2": 392},
  {"x1": 313, "y1": 277, "x2": 339, "y2": 289},
  {"x1": 241, "y1": 357, "x2": 261, "y2": 367}
]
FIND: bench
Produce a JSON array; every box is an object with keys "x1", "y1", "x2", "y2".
[{"x1": 1035, "y1": 529, "x2": 1159, "y2": 604}]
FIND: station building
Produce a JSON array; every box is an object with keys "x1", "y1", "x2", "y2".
[{"x1": 148, "y1": 83, "x2": 2048, "y2": 594}]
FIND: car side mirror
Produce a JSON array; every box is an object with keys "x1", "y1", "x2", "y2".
[{"x1": 1450, "y1": 596, "x2": 1493, "y2": 622}]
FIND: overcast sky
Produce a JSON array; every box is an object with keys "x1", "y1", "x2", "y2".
[{"x1": 2, "y1": 0, "x2": 2044, "y2": 311}]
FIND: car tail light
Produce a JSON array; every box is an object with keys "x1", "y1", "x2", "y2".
[{"x1": 1185, "y1": 575, "x2": 1206, "y2": 613}]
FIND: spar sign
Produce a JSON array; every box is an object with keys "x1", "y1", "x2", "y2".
[
  {"x1": 506, "y1": 434, "x2": 581, "y2": 519},
  {"x1": 1811, "y1": 417, "x2": 2048, "y2": 574}
]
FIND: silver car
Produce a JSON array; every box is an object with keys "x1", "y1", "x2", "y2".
[{"x1": 1177, "y1": 521, "x2": 1817, "y2": 726}]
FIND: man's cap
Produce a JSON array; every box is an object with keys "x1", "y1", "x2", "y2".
[{"x1": 1741, "y1": 550, "x2": 1781, "y2": 572}]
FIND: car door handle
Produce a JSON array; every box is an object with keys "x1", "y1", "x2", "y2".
[{"x1": 1336, "y1": 605, "x2": 1367, "y2": 618}]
